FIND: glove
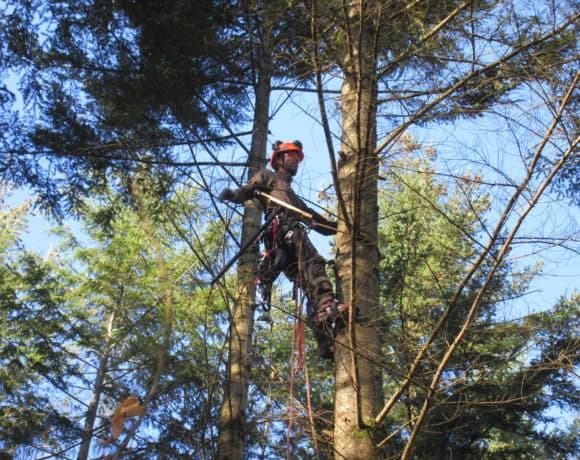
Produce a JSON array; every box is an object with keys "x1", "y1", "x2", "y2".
[
  {"x1": 218, "y1": 188, "x2": 235, "y2": 202},
  {"x1": 313, "y1": 217, "x2": 337, "y2": 236}
]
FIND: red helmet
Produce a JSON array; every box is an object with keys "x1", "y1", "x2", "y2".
[{"x1": 269, "y1": 141, "x2": 304, "y2": 169}]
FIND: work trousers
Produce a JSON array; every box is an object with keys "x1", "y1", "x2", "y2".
[{"x1": 270, "y1": 222, "x2": 334, "y2": 318}]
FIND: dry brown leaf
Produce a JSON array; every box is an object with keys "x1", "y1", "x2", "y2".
[
  {"x1": 110, "y1": 396, "x2": 146, "y2": 440},
  {"x1": 111, "y1": 412, "x2": 125, "y2": 440},
  {"x1": 122, "y1": 400, "x2": 146, "y2": 417}
]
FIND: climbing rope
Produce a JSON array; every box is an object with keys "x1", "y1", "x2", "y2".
[{"x1": 286, "y1": 224, "x2": 320, "y2": 459}]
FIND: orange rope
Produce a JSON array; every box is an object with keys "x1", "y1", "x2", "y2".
[{"x1": 296, "y1": 225, "x2": 309, "y2": 370}]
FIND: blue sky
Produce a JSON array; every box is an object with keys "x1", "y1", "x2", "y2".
[
  {"x1": 7, "y1": 86, "x2": 577, "y2": 320},
  {"x1": 265, "y1": 90, "x2": 579, "y2": 317}
]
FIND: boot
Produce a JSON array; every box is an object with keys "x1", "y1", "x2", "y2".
[
  {"x1": 314, "y1": 327, "x2": 334, "y2": 360},
  {"x1": 315, "y1": 299, "x2": 350, "y2": 326}
]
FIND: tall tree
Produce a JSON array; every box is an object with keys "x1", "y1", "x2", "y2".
[
  {"x1": 376, "y1": 145, "x2": 578, "y2": 458},
  {"x1": 0, "y1": 184, "x2": 85, "y2": 456},
  {"x1": 216, "y1": 2, "x2": 328, "y2": 458},
  {"x1": 305, "y1": 0, "x2": 577, "y2": 457},
  {"x1": 0, "y1": 177, "x2": 231, "y2": 458},
  {"x1": 331, "y1": 1, "x2": 383, "y2": 458},
  {"x1": 216, "y1": 3, "x2": 273, "y2": 456}
]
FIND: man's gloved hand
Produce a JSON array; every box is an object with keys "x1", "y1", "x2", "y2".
[
  {"x1": 219, "y1": 187, "x2": 246, "y2": 203},
  {"x1": 313, "y1": 217, "x2": 337, "y2": 236},
  {"x1": 218, "y1": 188, "x2": 235, "y2": 202}
]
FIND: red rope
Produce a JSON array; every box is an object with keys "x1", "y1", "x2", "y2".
[
  {"x1": 286, "y1": 225, "x2": 319, "y2": 458},
  {"x1": 286, "y1": 224, "x2": 303, "y2": 458},
  {"x1": 286, "y1": 313, "x2": 297, "y2": 459}
]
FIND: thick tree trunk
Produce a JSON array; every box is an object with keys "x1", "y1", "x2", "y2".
[
  {"x1": 78, "y1": 309, "x2": 115, "y2": 460},
  {"x1": 216, "y1": 40, "x2": 272, "y2": 460},
  {"x1": 333, "y1": 2, "x2": 384, "y2": 458}
]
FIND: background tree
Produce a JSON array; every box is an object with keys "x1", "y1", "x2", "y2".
[
  {"x1": 0, "y1": 183, "x2": 82, "y2": 456},
  {"x1": 0, "y1": 178, "x2": 231, "y2": 458},
  {"x1": 376, "y1": 144, "x2": 578, "y2": 458},
  {"x1": 216, "y1": 1, "x2": 272, "y2": 454},
  {"x1": 1, "y1": 0, "x2": 246, "y2": 218}
]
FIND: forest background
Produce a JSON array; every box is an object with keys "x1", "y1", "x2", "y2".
[{"x1": 0, "y1": 0, "x2": 578, "y2": 459}]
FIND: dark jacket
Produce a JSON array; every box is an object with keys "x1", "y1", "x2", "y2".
[{"x1": 230, "y1": 169, "x2": 337, "y2": 236}]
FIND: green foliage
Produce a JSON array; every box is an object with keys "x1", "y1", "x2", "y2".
[
  {"x1": 376, "y1": 141, "x2": 578, "y2": 459},
  {"x1": 0, "y1": 183, "x2": 31, "y2": 253},
  {"x1": 1, "y1": 0, "x2": 246, "y2": 218},
  {"x1": 0, "y1": 179, "x2": 234, "y2": 458},
  {"x1": 0, "y1": 188, "x2": 83, "y2": 453}
]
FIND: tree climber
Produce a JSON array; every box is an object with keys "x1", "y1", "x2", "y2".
[{"x1": 219, "y1": 140, "x2": 344, "y2": 359}]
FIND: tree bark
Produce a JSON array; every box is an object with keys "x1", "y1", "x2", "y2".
[
  {"x1": 216, "y1": 31, "x2": 272, "y2": 460},
  {"x1": 333, "y1": 2, "x2": 384, "y2": 458}
]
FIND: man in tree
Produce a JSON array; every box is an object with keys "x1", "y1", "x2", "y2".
[{"x1": 219, "y1": 140, "x2": 343, "y2": 359}]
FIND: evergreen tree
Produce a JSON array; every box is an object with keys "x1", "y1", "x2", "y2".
[
  {"x1": 1, "y1": 0, "x2": 246, "y2": 218},
  {"x1": 0, "y1": 179, "x2": 230, "y2": 458},
  {"x1": 0, "y1": 184, "x2": 82, "y2": 456},
  {"x1": 376, "y1": 144, "x2": 578, "y2": 458},
  {"x1": 304, "y1": 0, "x2": 577, "y2": 456}
]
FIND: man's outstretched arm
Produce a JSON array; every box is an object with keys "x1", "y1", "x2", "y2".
[
  {"x1": 218, "y1": 187, "x2": 249, "y2": 204},
  {"x1": 219, "y1": 171, "x2": 272, "y2": 204}
]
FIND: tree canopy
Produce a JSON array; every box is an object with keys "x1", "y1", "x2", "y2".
[{"x1": 0, "y1": 0, "x2": 578, "y2": 458}]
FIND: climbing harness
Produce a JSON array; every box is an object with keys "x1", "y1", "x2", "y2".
[{"x1": 254, "y1": 208, "x2": 286, "y2": 320}]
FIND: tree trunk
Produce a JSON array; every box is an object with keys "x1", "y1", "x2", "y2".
[
  {"x1": 217, "y1": 36, "x2": 272, "y2": 460},
  {"x1": 333, "y1": 2, "x2": 384, "y2": 458},
  {"x1": 78, "y1": 309, "x2": 116, "y2": 460}
]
